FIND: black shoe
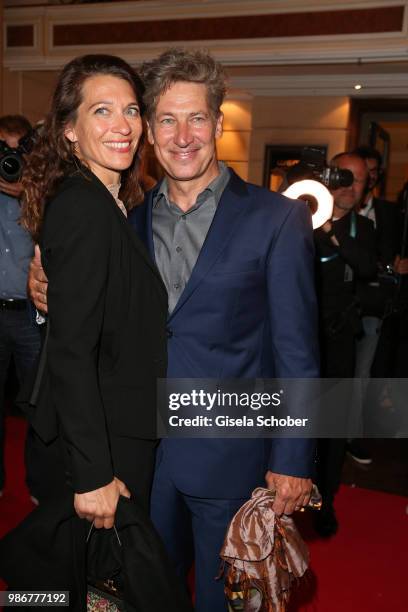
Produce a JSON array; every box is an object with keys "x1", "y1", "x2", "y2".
[
  {"x1": 347, "y1": 440, "x2": 373, "y2": 465},
  {"x1": 314, "y1": 504, "x2": 338, "y2": 538}
]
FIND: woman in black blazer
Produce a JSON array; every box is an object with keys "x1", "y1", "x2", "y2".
[{"x1": 20, "y1": 55, "x2": 167, "y2": 526}]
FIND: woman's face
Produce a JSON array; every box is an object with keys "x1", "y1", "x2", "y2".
[{"x1": 64, "y1": 74, "x2": 143, "y2": 186}]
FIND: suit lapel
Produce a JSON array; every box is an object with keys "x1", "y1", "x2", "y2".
[
  {"x1": 87, "y1": 171, "x2": 167, "y2": 296},
  {"x1": 119, "y1": 206, "x2": 163, "y2": 285},
  {"x1": 145, "y1": 186, "x2": 159, "y2": 262},
  {"x1": 168, "y1": 170, "x2": 250, "y2": 320}
]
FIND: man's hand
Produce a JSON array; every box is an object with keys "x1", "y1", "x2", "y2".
[
  {"x1": 28, "y1": 244, "x2": 49, "y2": 313},
  {"x1": 265, "y1": 471, "x2": 312, "y2": 516},
  {"x1": 321, "y1": 221, "x2": 339, "y2": 246},
  {"x1": 394, "y1": 255, "x2": 408, "y2": 276},
  {"x1": 0, "y1": 178, "x2": 23, "y2": 199},
  {"x1": 74, "y1": 477, "x2": 131, "y2": 529}
]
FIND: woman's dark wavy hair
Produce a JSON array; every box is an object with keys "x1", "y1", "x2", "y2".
[{"x1": 21, "y1": 54, "x2": 146, "y2": 241}]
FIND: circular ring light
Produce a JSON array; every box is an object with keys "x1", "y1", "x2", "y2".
[{"x1": 283, "y1": 180, "x2": 333, "y2": 229}]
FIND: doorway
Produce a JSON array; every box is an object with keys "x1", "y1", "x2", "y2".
[{"x1": 348, "y1": 99, "x2": 408, "y2": 202}]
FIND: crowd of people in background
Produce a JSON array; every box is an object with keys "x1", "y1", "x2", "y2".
[{"x1": 313, "y1": 147, "x2": 408, "y2": 536}]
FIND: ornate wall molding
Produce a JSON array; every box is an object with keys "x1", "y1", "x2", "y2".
[
  {"x1": 51, "y1": 6, "x2": 403, "y2": 47},
  {"x1": 229, "y1": 72, "x2": 408, "y2": 97},
  {"x1": 7, "y1": 25, "x2": 35, "y2": 48},
  {"x1": 3, "y1": 7, "x2": 44, "y2": 61},
  {"x1": 4, "y1": 0, "x2": 408, "y2": 97},
  {"x1": 5, "y1": 1, "x2": 407, "y2": 18}
]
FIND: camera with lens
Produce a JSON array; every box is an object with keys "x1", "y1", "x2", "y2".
[
  {"x1": 287, "y1": 146, "x2": 354, "y2": 190},
  {"x1": 0, "y1": 130, "x2": 35, "y2": 183}
]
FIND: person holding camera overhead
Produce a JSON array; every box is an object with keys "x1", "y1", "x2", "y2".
[{"x1": 0, "y1": 115, "x2": 41, "y2": 502}]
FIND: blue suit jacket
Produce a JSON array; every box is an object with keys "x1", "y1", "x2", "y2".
[{"x1": 129, "y1": 169, "x2": 319, "y2": 498}]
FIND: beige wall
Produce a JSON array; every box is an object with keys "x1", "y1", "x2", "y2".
[
  {"x1": 1, "y1": 68, "x2": 352, "y2": 188},
  {"x1": 248, "y1": 96, "x2": 350, "y2": 185},
  {"x1": 217, "y1": 98, "x2": 252, "y2": 181},
  {"x1": 2, "y1": 69, "x2": 59, "y2": 123},
  {"x1": 214, "y1": 96, "x2": 351, "y2": 185}
]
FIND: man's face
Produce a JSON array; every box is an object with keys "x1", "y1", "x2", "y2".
[
  {"x1": 147, "y1": 81, "x2": 223, "y2": 184},
  {"x1": 366, "y1": 157, "x2": 380, "y2": 191},
  {"x1": 331, "y1": 155, "x2": 368, "y2": 213},
  {"x1": 0, "y1": 130, "x2": 22, "y2": 149}
]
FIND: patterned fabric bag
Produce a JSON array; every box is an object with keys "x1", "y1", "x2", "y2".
[
  {"x1": 220, "y1": 487, "x2": 321, "y2": 611},
  {"x1": 87, "y1": 525, "x2": 128, "y2": 612},
  {"x1": 87, "y1": 580, "x2": 124, "y2": 612}
]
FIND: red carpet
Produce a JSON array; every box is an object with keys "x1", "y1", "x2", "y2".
[
  {"x1": 289, "y1": 485, "x2": 407, "y2": 611},
  {"x1": 0, "y1": 417, "x2": 35, "y2": 540},
  {"x1": 1, "y1": 416, "x2": 407, "y2": 611}
]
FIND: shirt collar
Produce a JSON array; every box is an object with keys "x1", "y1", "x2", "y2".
[
  {"x1": 359, "y1": 195, "x2": 374, "y2": 216},
  {"x1": 154, "y1": 162, "x2": 230, "y2": 210}
]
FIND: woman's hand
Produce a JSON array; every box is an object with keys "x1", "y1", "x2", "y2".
[
  {"x1": 28, "y1": 245, "x2": 49, "y2": 313},
  {"x1": 74, "y1": 477, "x2": 131, "y2": 529}
]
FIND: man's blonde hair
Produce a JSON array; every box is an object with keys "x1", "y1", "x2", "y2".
[{"x1": 140, "y1": 48, "x2": 227, "y2": 121}]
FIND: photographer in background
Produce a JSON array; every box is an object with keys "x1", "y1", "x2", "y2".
[
  {"x1": 314, "y1": 152, "x2": 377, "y2": 536},
  {"x1": 345, "y1": 146, "x2": 401, "y2": 462},
  {"x1": 0, "y1": 115, "x2": 40, "y2": 501}
]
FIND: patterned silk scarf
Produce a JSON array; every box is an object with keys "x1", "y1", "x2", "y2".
[{"x1": 220, "y1": 487, "x2": 316, "y2": 611}]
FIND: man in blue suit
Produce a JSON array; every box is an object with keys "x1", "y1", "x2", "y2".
[
  {"x1": 29, "y1": 49, "x2": 319, "y2": 611},
  {"x1": 134, "y1": 49, "x2": 319, "y2": 610}
]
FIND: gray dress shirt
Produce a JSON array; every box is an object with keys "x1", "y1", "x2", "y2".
[
  {"x1": 0, "y1": 191, "x2": 35, "y2": 300},
  {"x1": 152, "y1": 162, "x2": 230, "y2": 312}
]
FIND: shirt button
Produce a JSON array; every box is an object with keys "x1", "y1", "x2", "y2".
[
  {"x1": 181, "y1": 215, "x2": 186, "y2": 221},
  {"x1": 173, "y1": 283, "x2": 180, "y2": 290},
  {"x1": 5, "y1": 248, "x2": 10, "y2": 253},
  {"x1": 176, "y1": 246, "x2": 182, "y2": 253}
]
